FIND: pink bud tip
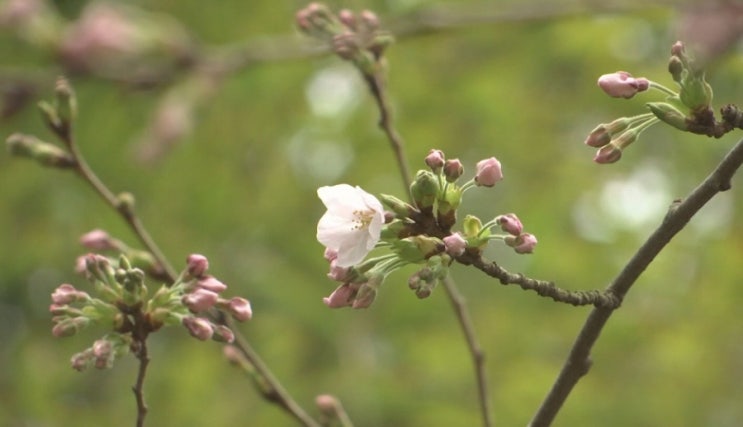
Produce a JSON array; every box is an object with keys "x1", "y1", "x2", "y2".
[
  {"x1": 597, "y1": 71, "x2": 649, "y2": 99},
  {"x1": 442, "y1": 233, "x2": 467, "y2": 257},
  {"x1": 323, "y1": 284, "x2": 355, "y2": 308},
  {"x1": 182, "y1": 316, "x2": 214, "y2": 341},
  {"x1": 424, "y1": 149, "x2": 445, "y2": 171},
  {"x1": 474, "y1": 157, "x2": 503, "y2": 187},
  {"x1": 196, "y1": 276, "x2": 227, "y2": 293},
  {"x1": 593, "y1": 143, "x2": 622, "y2": 164},
  {"x1": 182, "y1": 288, "x2": 219, "y2": 313},
  {"x1": 226, "y1": 297, "x2": 252, "y2": 321},
  {"x1": 79, "y1": 229, "x2": 116, "y2": 251},
  {"x1": 496, "y1": 213, "x2": 523, "y2": 236},
  {"x1": 186, "y1": 254, "x2": 209, "y2": 277}
]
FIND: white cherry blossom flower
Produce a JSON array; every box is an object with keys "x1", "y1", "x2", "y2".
[{"x1": 317, "y1": 184, "x2": 384, "y2": 267}]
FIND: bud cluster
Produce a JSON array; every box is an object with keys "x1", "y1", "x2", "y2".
[
  {"x1": 51, "y1": 252, "x2": 252, "y2": 371},
  {"x1": 317, "y1": 149, "x2": 537, "y2": 308},
  {"x1": 585, "y1": 41, "x2": 724, "y2": 164},
  {"x1": 295, "y1": 3, "x2": 393, "y2": 75},
  {"x1": 6, "y1": 77, "x2": 78, "y2": 167}
]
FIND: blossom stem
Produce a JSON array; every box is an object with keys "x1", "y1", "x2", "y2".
[{"x1": 648, "y1": 81, "x2": 677, "y2": 97}]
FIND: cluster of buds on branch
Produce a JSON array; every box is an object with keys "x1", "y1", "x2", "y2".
[
  {"x1": 585, "y1": 41, "x2": 743, "y2": 164},
  {"x1": 295, "y1": 2, "x2": 393, "y2": 75},
  {"x1": 316, "y1": 149, "x2": 537, "y2": 308},
  {"x1": 6, "y1": 77, "x2": 77, "y2": 167},
  {"x1": 51, "y1": 252, "x2": 251, "y2": 371}
]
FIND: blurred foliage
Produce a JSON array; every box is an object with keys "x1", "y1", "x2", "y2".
[{"x1": 1, "y1": 0, "x2": 743, "y2": 426}]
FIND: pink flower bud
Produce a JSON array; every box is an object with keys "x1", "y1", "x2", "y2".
[
  {"x1": 327, "y1": 259, "x2": 352, "y2": 282},
  {"x1": 474, "y1": 157, "x2": 503, "y2": 187},
  {"x1": 212, "y1": 324, "x2": 235, "y2": 343},
  {"x1": 597, "y1": 71, "x2": 650, "y2": 99},
  {"x1": 182, "y1": 288, "x2": 219, "y2": 313},
  {"x1": 196, "y1": 276, "x2": 227, "y2": 293},
  {"x1": 323, "y1": 283, "x2": 355, "y2": 308},
  {"x1": 593, "y1": 143, "x2": 622, "y2": 164},
  {"x1": 52, "y1": 317, "x2": 90, "y2": 338},
  {"x1": 186, "y1": 254, "x2": 209, "y2": 278},
  {"x1": 496, "y1": 213, "x2": 523, "y2": 236},
  {"x1": 323, "y1": 248, "x2": 338, "y2": 262},
  {"x1": 338, "y1": 9, "x2": 357, "y2": 29},
  {"x1": 316, "y1": 394, "x2": 340, "y2": 415},
  {"x1": 506, "y1": 233, "x2": 538, "y2": 254},
  {"x1": 92, "y1": 339, "x2": 112, "y2": 358},
  {"x1": 79, "y1": 229, "x2": 117, "y2": 251},
  {"x1": 359, "y1": 10, "x2": 379, "y2": 30},
  {"x1": 71, "y1": 349, "x2": 92, "y2": 371},
  {"x1": 351, "y1": 283, "x2": 376, "y2": 309},
  {"x1": 443, "y1": 233, "x2": 467, "y2": 256},
  {"x1": 424, "y1": 149, "x2": 445, "y2": 172},
  {"x1": 51, "y1": 283, "x2": 89, "y2": 305},
  {"x1": 225, "y1": 297, "x2": 252, "y2": 321},
  {"x1": 223, "y1": 345, "x2": 243, "y2": 366},
  {"x1": 182, "y1": 316, "x2": 213, "y2": 341},
  {"x1": 584, "y1": 125, "x2": 611, "y2": 148},
  {"x1": 443, "y1": 158, "x2": 463, "y2": 182}
]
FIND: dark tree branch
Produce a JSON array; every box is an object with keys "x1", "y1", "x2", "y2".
[{"x1": 529, "y1": 136, "x2": 743, "y2": 427}]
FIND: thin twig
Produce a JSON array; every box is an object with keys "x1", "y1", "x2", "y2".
[
  {"x1": 457, "y1": 253, "x2": 620, "y2": 308},
  {"x1": 132, "y1": 339, "x2": 150, "y2": 427},
  {"x1": 442, "y1": 276, "x2": 493, "y2": 427},
  {"x1": 225, "y1": 315, "x2": 321, "y2": 427},
  {"x1": 529, "y1": 136, "x2": 743, "y2": 427},
  {"x1": 64, "y1": 132, "x2": 178, "y2": 280},
  {"x1": 362, "y1": 71, "x2": 413, "y2": 200}
]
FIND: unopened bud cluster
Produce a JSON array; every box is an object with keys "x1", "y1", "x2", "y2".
[
  {"x1": 6, "y1": 77, "x2": 78, "y2": 167},
  {"x1": 586, "y1": 41, "x2": 719, "y2": 164},
  {"x1": 51, "y1": 252, "x2": 251, "y2": 371},
  {"x1": 316, "y1": 149, "x2": 536, "y2": 308},
  {"x1": 295, "y1": 3, "x2": 392, "y2": 75}
]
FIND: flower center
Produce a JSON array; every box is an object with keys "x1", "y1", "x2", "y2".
[{"x1": 352, "y1": 209, "x2": 375, "y2": 230}]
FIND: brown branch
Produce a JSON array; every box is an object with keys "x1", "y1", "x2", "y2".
[
  {"x1": 362, "y1": 70, "x2": 413, "y2": 201},
  {"x1": 132, "y1": 337, "x2": 150, "y2": 427},
  {"x1": 529, "y1": 136, "x2": 743, "y2": 427},
  {"x1": 442, "y1": 276, "x2": 493, "y2": 427},
  {"x1": 457, "y1": 252, "x2": 621, "y2": 308}
]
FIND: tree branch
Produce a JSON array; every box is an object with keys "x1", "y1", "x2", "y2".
[
  {"x1": 529, "y1": 136, "x2": 743, "y2": 427},
  {"x1": 442, "y1": 276, "x2": 493, "y2": 427},
  {"x1": 456, "y1": 253, "x2": 621, "y2": 308}
]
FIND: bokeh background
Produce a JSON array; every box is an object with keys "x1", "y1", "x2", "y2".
[{"x1": 1, "y1": 0, "x2": 743, "y2": 426}]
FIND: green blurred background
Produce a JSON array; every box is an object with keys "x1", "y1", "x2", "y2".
[{"x1": 1, "y1": 0, "x2": 743, "y2": 426}]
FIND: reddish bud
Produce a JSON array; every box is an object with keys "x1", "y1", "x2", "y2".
[
  {"x1": 182, "y1": 288, "x2": 219, "y2": 313},
  {"x1": 196, "y1": 276, "x2": 227, "y2": 293},
  {"x1": 225, "y1": 297, "x2": 252, "y2": 321},
  {"x1": 79, "y1": 229, "x2": 117, "y2": 251},
  {"x1": 496, "y1": 214, "x2": 523, "y2": 236},
  {"x1": 182, "y1": 316, "x2": 213, "y2": 341},
  {"x1": 424, "y1": 149, "x2": 445, "y2": 172},
  {"x1": 323, "y1": 284, "x2": 355, "y2": 308},
  {"x1": 505, "y1": 233, "x2": 538, "y2": 254},
  {"x1": 186, "y1": 254, "x2": 209, "y2": 277}
]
